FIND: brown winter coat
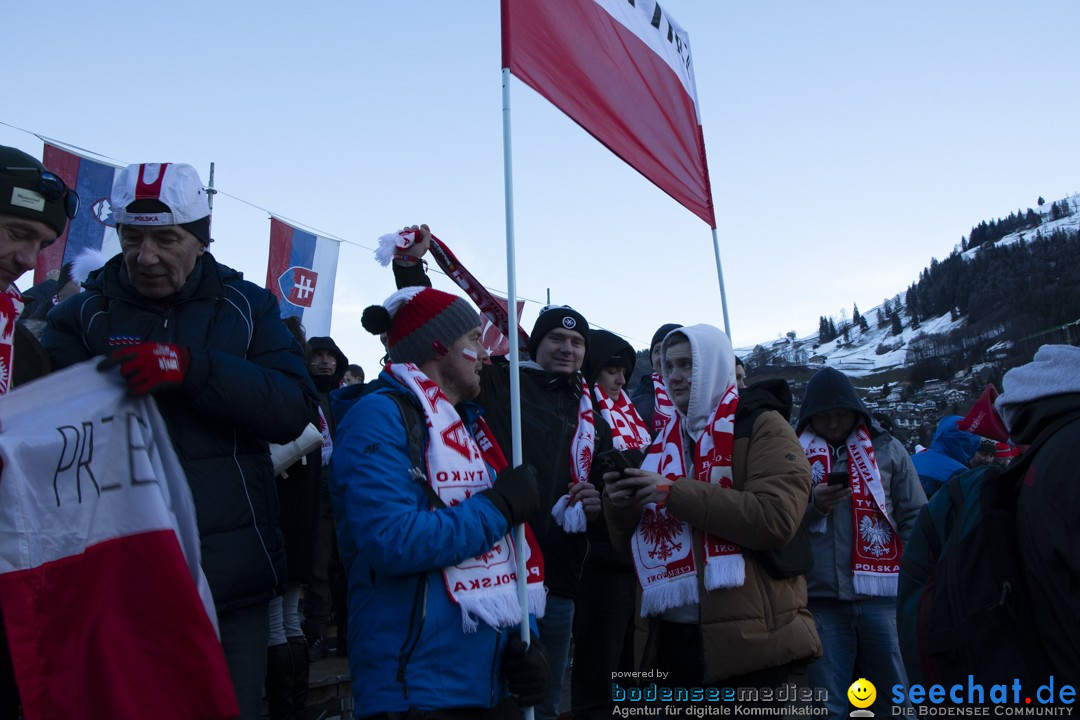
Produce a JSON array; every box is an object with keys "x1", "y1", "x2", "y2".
[{"x1": 605, "y1": 406, "x2": 822, "y2": 683}]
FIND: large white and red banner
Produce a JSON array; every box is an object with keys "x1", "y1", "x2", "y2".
[
  {"x1": 266, "y1": 216, "x2": 341, "y2": 336},
  {"x1": 35, "y1": 143, "x2": 122, "y2": 285},
  {"x1": 0, "y1": 363, "x2": 238, "y2": 720},
  {"x1": 502, "y1": 0, "x2": 716, "y2": 227}
]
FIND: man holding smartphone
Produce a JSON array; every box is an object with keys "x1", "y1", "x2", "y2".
[{"x1": 795, "y1": 367, "x2": 926, "y2": 717}]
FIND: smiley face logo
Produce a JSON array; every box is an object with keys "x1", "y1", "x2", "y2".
[{"x1": 847, "y1": 678, "x2": 876, "y2": 709}]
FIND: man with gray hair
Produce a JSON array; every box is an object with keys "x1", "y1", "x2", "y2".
[{"x1": 43, "y1": 161, "x2": 318, "y2": 719}]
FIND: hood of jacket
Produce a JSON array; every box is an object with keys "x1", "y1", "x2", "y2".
[
  {"x1": 581, "y1": 329, "x2": 636, "y2": 386},
  {"x1": 661, "y1": 324, "x2": 735, "y2": 439},
  {"x1": 927, "y1": 415, "x2": 982, "y2": 464},
  {"x1": 308, "y1": 335, "x2": 349, "y2": 390},
  {"x1": 795, "y1": 366, "x2": 872, "y2": 435},
  {"x1": 995, "y1": 344, "x2": 1080, "y2": 440}
]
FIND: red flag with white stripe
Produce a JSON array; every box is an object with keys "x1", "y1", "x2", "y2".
[
  {"x1": 502, "y1": 0, "x2": 716, "y2": 227},
  {"x1": 0, "y1": 363, "x2": 239, "y2": 720},
  {"x1": 480, "y1": 295, "x2": 525, "y2": 357}
]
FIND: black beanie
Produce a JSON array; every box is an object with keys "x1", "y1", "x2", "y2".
[
  {"x1": 795, "y1": 367, "x2": 872, "y2": 434},
  {"x1": 0, "y1": 146, "x2": 72, "y2": 238},
  {"x1": 650, "y1": 323, "x2": 683, "y2": 352},
  {"x1": 528, "y1": 305, "x2": 589, "y2": 359}
]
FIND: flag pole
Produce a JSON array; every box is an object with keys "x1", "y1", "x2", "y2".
[
  {"x1": 501, "y1": 66, "x2": 534, "y2": 707},
  {"x1": 711, "y1": 227, "x2": 732, "y2": 337}
]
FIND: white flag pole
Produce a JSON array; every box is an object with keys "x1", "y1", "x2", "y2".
[
  {"x1": 710, "y1": 227, "x2": 732, "y2": 337},
  {"x1": 501, "y1": 65, "x2": 534, "y2": 719}
]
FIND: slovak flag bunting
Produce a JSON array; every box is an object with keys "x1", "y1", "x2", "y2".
[
  {"x1": 35, "y1": 143, "x2": 122, "y2": 285},
  {"x1": 0, "y1": 363, "x2": 239, "y2": 720},
  {"x1": 266, "y1": 217, "x2": 340, "y2": 336},
  {"x1": 502, "y1": 0, "x2": 716, "y2": 227}
]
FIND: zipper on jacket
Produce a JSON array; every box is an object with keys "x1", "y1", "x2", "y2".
[{"x1": 396, "y1": 574, "x2": 428, "y2": 699}]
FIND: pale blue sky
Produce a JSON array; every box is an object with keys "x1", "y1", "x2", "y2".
[{"x1": 5, "y1": 1, "x2": 1078, "y2": 370}]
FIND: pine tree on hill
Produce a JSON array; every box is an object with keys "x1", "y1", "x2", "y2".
[{"x1": 890, "y1": 313, "x2": 903, "y2": 336}]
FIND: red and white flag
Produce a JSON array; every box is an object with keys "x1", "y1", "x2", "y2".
[
  {"x1": 502, "y1": 0, "x2": 716, "y2": 227},
  {"x1": 0, "y1": 363, "x2": 238, "y2": 720}
]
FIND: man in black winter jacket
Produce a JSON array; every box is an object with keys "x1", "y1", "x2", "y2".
[
  {"x1": 995, "y1": 344, "x2": 1080, "y2": 680},
  {"x1": 391, "y1": 225, "x2": 612, "y2": 720},
  {"x1": 42, "y1": 162, "x2": 318, "y2": 720},
  {"x1": 303, "y1": 335, "x2": 349, "y2": 660}
]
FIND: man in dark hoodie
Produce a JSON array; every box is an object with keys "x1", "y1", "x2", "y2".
[
  {"x1": 994, "y1": 344, "x2": 1080, "y2": 680},
  {"x1": 302, "y1": 335, "x2": 349, "y2": 660},
  {"x1": 391, "y1": 227, "x2": 612, "y2": 720},
  {"x1": 795, "y1": 368, "x2": 925, "y2": 717},
  {"x1": 573, "y1": 329, "x2": 650, "y2": 720},
  {"x1": 628, "y1": 322, "x2": 682, "y2": 437}
]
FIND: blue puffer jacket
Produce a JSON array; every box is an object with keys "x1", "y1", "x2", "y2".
[
  {"x1": 330, "y1": 374, "x2": 530, "y2": 716},
  {"x1": 911, "y1": 415, "x2": 982, "y2": 498},
  {"x1": 42, "y1": 252, "x2": 318, "y2": 612}
]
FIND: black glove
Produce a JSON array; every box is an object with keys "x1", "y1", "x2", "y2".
[
  {"x1": 481, "y1": 464, "x2": 539, "y2": 527},
  {"x1": 503, "y1": 632, "x2": 548, "y2": 707}
]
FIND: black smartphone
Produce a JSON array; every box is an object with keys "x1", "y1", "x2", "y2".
[
  {"x1": 595, "y1": 449, "x2": 632, "y2": 477},
  {"x1": 827, "y1": 471, "x2": 849, "y2": 488}
]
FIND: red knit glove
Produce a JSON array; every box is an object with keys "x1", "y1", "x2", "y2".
[{"x1": 99, "y1": 343, "x2": 191, "y2": 396}]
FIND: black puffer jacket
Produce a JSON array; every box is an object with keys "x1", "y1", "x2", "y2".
[{"x1": 42, "y1": 252, "x2": 319, "y2": 612}]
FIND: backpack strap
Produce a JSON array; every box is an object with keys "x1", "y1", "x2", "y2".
[{"x1": 385, "y1": 391, "x2": 447, "y2": 510}]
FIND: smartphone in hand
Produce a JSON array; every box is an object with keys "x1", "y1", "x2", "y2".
[{"x1": 827, "y1": 471, "x2": 849, "y2": 488}]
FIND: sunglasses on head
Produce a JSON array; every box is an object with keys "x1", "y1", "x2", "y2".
[{"x1": 1, "y1": 166, "x2": 80, "y2": 220}]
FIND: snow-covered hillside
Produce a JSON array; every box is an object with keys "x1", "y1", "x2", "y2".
[{"x1": 737, "y1": 193, "x2": 1079, "y2": 378}]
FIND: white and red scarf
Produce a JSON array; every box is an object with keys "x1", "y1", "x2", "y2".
[
  {"x1": 651, "y1": 372, "x2": 675, "y2": 435},
  {"x1": 594, "y1": 385, "x2": 651, "y2": 452},
  {"x1": 800, "y1": 426, "x2": 902, "y2": 596},
  {"x1": 551, "y1": 376, "x2": 596, "y2": 533},
  {"x1": 389, "y1": 363, "x2": 546, "y2": 631},
  {"x1": 631, "y1": 384, "x2": 742, "y2": 617},
  {"x1": 0, "y1": 287, "x2": 24, "y2": 395}
]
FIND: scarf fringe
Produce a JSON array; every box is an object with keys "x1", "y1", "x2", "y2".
[
  {"x1": 853, "y1": 572, "x2": 898, "y2": 597},
  {"x1": 375, "y1": 231, "x2": 411, "y2": 266},
  {"x1": 703, "y1": 554, "x2": 745, "y2": 590},
  {"x1": 551, "y1": 495, "x2": 587, "y2": 533},
  {"x1": 457, "y1": 581, "x2": 549, "y2": 633},
  {"x1": 639, "y1": 574, "x2": 699, "y2": 618}
]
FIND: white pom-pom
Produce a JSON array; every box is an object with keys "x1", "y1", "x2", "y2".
[
  {"x1": 70, "y1": 247, "x2": 110, "y2": 286},
  {"x1": 374, "y1": 230, "x2": 416, "y2": 266}
]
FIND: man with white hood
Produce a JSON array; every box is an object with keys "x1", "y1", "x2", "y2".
[{"x1": 603, "y1": 324, "x2": 820, "y2": 691}]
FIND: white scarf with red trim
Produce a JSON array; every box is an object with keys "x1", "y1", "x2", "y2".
[
  {"x1": 651, "y1": 372, "x2": 675, "y2": 435},
  {"x1": 0, "y1": 287, "x2": 24, "y2": 395},
  {"x1": 800, "y1": 426, "x2": 902, "y2": 596},
  {"x1": 550, "y1": 376, "x2": 596, "y2": 533},
  {"x1": 594, "y1": 385, "x2": 651, "y2": 452},
  {"x1": 389, "y1": 363, "x2": 546, "y2": 631},
  {"x1": 631, "y1": 384, "x2": 742, "y2": 617}
]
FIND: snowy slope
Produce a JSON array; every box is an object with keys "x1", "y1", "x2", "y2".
[{"x1": 736, "y1": 194, "x2": 1079, "y2": 378}]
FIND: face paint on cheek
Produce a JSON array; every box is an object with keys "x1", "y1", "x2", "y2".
[{"x1": 461, "y1": 347, "x2": 478, "y2": 362}]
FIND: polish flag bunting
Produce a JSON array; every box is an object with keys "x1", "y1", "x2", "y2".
[
  {"x1": 502, "y1": 0, "x2": 716, "y2": 227},
  {"x1": 0, "y1": 362, "x2": 238, "y2": 720},
  {"x1": 481, "y1": 295, "x2": 525, "y2": 357},
  {"x1": 266, "y1": 217, "x2": 341, "y2": 336},
  {"x1": 35, "y1": 143, "x2": 122, "y2": 285}
]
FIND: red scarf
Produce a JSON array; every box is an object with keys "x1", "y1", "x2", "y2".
[
  {"x1": 800, "y1": 426, "x2": 902, "y2": 596},
  {"x1": 390, "y1": 362, "x2": 546, "y2": 630},
  {"x1": 0, "y1": 287, "x2": 24, "y2": 395},
  {"x1": 593, "y1": 384, "x2": 650, "y2": 451},
  {"x1": 650, "y1": 372, "x2": 675, "y2": 435},
  {"x1": 551, "y1": 377, "x2": 596, "y2": 533},
  {"x1": 631, "y1": 385, "x2": 742, "y2": 616}
]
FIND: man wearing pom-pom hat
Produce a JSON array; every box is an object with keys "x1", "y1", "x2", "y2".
[{"x1": 329, "y1": 286, "x2": 549, "y2": 717}]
